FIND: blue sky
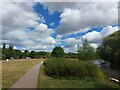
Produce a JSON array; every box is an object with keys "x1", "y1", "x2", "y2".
[
  {"x1": 1, "y1": 2, "x2": 119, "y2": 52},
  {"x1": 33, "y1": 3, "x2": 61, "y2": 28}
]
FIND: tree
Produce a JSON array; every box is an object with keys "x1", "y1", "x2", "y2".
[
  {"x1": 14, "y1": 50, "x2": 21, "y2": 59},
  {"x1": 24, "y1": 50, "x2": 29, "y2": 58},
  {"x1": 38, "y1": 51, "x2": 47, "y2": 58},
  {"x1": 51, "y1": 46, "x2": 65, "y2": 58},
  {"x1": 3, "y1": 43, "x2": 6, "y2": 49},
  {"x1": 46, "y1": 52, "x2": 51, "y2": 58},
  {"x1": 78, "y1": 39, "x2": 97, "y2": 61},
  {"x1": 29, "y1": 51, "x2": 36, "y2": 59},
  {"x1": 8, "y1": 45, "x2": 14, "y2": 58},
  {"x1": 97, "y1": 30, "x2": 120, "y2": 69},
  {"x1": 66, "y1": 52, "x2": 77, "y2": 59},
  {"x1": 2, "y1": 54, "x2": 6, "y2": 60},
  {"x1": 2, "y1": 43, "x2": 6, "y2": 59}
]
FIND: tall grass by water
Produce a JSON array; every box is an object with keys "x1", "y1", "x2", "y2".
[{"x1": 44, "y1": 58, "x2": 104, "y2": 80}]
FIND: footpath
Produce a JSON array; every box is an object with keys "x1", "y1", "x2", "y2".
[{"x1": 9, "y1": 61, "x2": 43, "y2": 88}]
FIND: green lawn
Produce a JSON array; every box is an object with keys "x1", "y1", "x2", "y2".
[
  {"x1": 2, "y1": 59, "x2": 42, "y2": 88},
  {"x1": 38, "y1": 65, "x2": 119, "y2": 88}
]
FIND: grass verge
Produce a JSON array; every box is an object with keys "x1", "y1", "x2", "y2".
[{"x1": 2, "y1": 59, "x2": 42, "y2": 88}]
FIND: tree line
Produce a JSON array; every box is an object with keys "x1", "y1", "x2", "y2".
[
  {"x1": 0, "y1": 43, "x2": 78, "y2": 60},
  {"x1": 1, "y1": 44, "x2": 51, "y2": 60}
]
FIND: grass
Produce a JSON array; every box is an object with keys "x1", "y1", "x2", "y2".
[
  {"x1": 38, "y1": 65, "x2": 119, "y2": 88},
  {"x1": 44, "y1": 58, "x2": 104, "y2": 80},
  {"x1": 2, "y1": 59, "x2": 42, "y2": 88}
]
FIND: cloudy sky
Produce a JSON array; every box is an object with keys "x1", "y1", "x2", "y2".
[{"x1": 1, "y1": 0, "x2": 119, "y2": 52}]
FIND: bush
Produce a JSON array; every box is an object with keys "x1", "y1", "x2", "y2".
[{"x1": 44, "y1": 58, "x2": 104, "y2": 80}]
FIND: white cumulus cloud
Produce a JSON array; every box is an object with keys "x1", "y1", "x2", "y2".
[
  {"x1": 83, "y1": 26, "x2": 119, "y2": 48},
  {"x1": 49, "y1": 2, "x2": 118, "y2": 35},
  {"x1": 1, "y1": 2, "x2": 56, "y2": 51}
]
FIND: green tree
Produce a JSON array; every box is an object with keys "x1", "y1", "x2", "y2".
[
  {"x1": 14, "y1": 50, "x2": 21, "y2": 59},
  {"x1": 38, "y1": 51, "x2": 47, "y2": 58},
  {"x1": 78, "y1": 39, "x2": 97, "y2": 61},
  {"x1": 2, "y1": 43, "x2": 6, "y2": 55},
  {"x1": 46, "y1": 52, "x2": 51, "y2": 58},
  {"x1": 2, "y1": 43, "x2": 6, "y2": 59},
  {"x1": 24, "y1": 50, "x2": 29, "y2": 58},
  {"x1": 3, "y1": 43, "x2": 6, "y2": 49},
  {"x1": 51, "y1": 46, "x2": 65, "y2": 58},
  {"x1": 19, "y1": 52, "x2": 24, "y2": 59},
  {"x1": 66, "y1": 52, "x2": 77, "y2": 59},
  {"x1": 9, "y1": 45, "x2": 14, "y2": 58},
  {"x1": 29, "y1": 51, "x2": 36, "y2": 59},
  {"x1": 97, "y1": 30, "x2": 120, "y2": 69},
  {"x1": 2, "y1": 54, "x2": 6, "y2": 60}
]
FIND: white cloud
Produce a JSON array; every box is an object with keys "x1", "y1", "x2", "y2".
[
  {"x1": 42, "y1": 37, "x2": 56, "y2": 45},
  {"x1": 56, "y1": 8, "x2": 82, "y2": 34},
  {"x1": 1, "y1": 2, "x2": 56, "y2": 51},
  {"x1": 64, "y1": 44, "x2": 78, "y2": 53},
  {"x1": 64, "y1": 38, "x2": 77, "y2": 47},
  {"x1": 36, "y1": 23, "x2": 48, "y2": 33},
  {"x1": 47, "y1": 2, "x2": 118, "y2": 35},
  {"x1": 64, "y1": 25, "x2": 119, "y2": 51},
  {"x1": 39, "y1": 0, "x2": 119, "y2": 3},
  {"x1": 3, "y1": 30, "x2": 28, "y2": 41},
  {"x1": 40, "y1": 1, "x2": 118, "y2": 14},
  {"x1": 83, "y1": 26, "x2": 119, "y2": 48},
  {"x1": 83, "y1": 31, "x2": 102, "y2": 43},
  {"x1": 64, "y1": 38, "x2": 82, "y2": 52},
  {"x1": 90, "y1": 43, "x2": 100, "y2": 49},
  {"x1": 40, "y1": 2, "x2": 77, "y2": 14},
  {"x1": 101, "y1": 26, "x2": 118, "y2": 37},
  {"x1": 1, "y1": 2, "x2": 119, "y2": 52},
  {"x1": 56, "y1": 35, "x2": 62, "y2": 39},
  {"x1": 39, "y1": 2, "x2": 119, "y2": 52},
  {"x1": 2, "y1": 2, "x2": 39, "y2": 48},
  {"x1": 29, "y1": 23, "x2": 55, "y2": 41},
  {"x1": 2, "y1": 2, "x2": 40, "y2": 35},
  {"x1": 2, "y1": 2, "x2": 42, "y2": 34}
]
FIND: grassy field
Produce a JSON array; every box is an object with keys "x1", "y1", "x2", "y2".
[
  {"x1": 38, "y1": 65, "x2": 119, "y2": 88},
  {"x1": 2, "y1": 59, "x2": 42, "y2": 88}
]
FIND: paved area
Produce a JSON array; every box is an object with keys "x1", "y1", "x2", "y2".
[{"x1": 9, "y1": 61, "x2": 43, "y2": 88}]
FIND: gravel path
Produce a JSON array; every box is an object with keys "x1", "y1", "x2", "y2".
[{"x1": 9, "y1": 61, "x2": 43, "y2": 88}]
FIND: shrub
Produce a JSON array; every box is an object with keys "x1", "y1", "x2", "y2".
[{"x1": 44, "y1": 58, "x2": 104, "y2": 80}]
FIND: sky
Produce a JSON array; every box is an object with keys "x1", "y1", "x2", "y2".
[{"x1": 1, "y1": 0, "x2": 120, "y2": 52}]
